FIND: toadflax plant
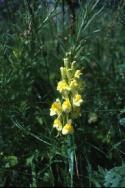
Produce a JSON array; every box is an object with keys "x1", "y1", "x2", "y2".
[
  {"x1": 50, "y1": 50, "x2": 84, "y2": 135},
  {"x1": 50, "y1": 50, "x2": 84, "y2": 187}
]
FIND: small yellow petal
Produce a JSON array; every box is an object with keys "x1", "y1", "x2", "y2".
[
  {"x1": 62, "y1": 121, "x2": 74, "y2": 135},
  {"x1": 74, "y1": 70, "x2": 82, "y2": 78},
  {"x1": 50, "y1": 99, "x2": 62, "y2": 116},
  {"x1": 70, "y1": 79, "x2": 78, "y2": 90},
  {"x1": 53, "y1": 119, "x2": 62, "y2": 131},
  {"x1": 57, "y1": 80, "x2": 70, "y2": 93},
  {"x1": 62, "y1": 98, "x2": 71, "y2": 113},
  {"x1": 73, "y1": 94, "x2": 83, "y2": 107}
]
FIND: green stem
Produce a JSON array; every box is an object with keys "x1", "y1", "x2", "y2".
[{"x1": 67, "y1": 134, "x2": 75, "y2": 187}]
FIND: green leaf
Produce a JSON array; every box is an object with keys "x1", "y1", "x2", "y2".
[
  {"x1": 4, "y1": 156, "x2": 18, "y2": 168},
  {"x1": 104, "y1": 165, "x2": 125, "y2": 187},
  {"x1": 119, "y1": 118, "x2": 125, "y2": 127}
]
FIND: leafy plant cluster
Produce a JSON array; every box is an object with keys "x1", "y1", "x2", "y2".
[{"x1": 0, "y1": 0, "x2": 125, "y2": 187}]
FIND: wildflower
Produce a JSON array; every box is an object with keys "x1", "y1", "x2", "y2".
[
  {"x1": 57, "y1": 80, "x2": 70, "y2": 93},
  {"x1": 62, "y1": 120, "x2": 74, "y2": 135},
  {"x1": 50, "y1": 51, "x2": 84, "y2": 136},
  {"x1": 53, "y1": 118, "x2": 62, "y2": 131},
  {"x1": 50, "y1": 99, "x2": 62, "y2": 116},
  {"x1": 62, "y1": 98, "x2": 72, "y2": 113},
  {"x1": 70, "y1": 79, "x2": 78, "y2": 90},
  {"x1": 73, "y1": 94, "x2": 83, "y2": 107},
  {"x1": 74, "y1": 70, "x2": 82, "y2": 78}
]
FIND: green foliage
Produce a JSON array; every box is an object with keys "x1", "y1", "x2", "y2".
[
  {"x1": 4, "y1": 156, "x2": 18, "y2": 168},
  {"x1": 104, "y1": 165, "x2": 125, "y2": 187},
  {"x1": 0, "y1": 0, "x2": 125, "y2": 187},
  {"x1": 92, "y1": 164, "x2": 125, "y2": 187}
]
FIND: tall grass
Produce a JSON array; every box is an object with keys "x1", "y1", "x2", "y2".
[{"x1": 0, "y1": 0, "x2": 125, "y2": 187}]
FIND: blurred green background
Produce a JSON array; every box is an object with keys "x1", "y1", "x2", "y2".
[{"x1": 0, "y1": 0, "x2": 125, "y2": 187}]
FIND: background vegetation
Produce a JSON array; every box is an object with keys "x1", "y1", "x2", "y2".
[{"x1": 0, "y1": 0, "x2": 125, "y2": 187}]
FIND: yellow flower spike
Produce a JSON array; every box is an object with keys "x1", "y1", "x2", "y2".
[
  {"x1": 74, "y1": 70, "x2": 82, "y2": 79},
  {"x1": 50, "y1": 51, "x2": 84, "y2": 135},
  {"x1": 73, "y1": 94, "x2": 83, "y2": 107},
  {"x1": 57, "y1": 80, "x2": 70, "y2": 93},
  {"x1": 50, "y1": 99, "x2": 62, "y2": 116},
  {"x1": 62, "y1": 98, "x2": 72, "y2": 113},
  {"x1": 53, "y1": 118, "x2": 62, "y2": 131},
  {"x1": 70, "y1": 79, "x2": 78, "y2": 90},
  {"x1": 62, "y1": 120, "x2": 74, "y2": 135}
]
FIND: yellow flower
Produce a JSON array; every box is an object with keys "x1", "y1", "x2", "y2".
[
  {"x1": 57, "y1": 80, "x2": 70, "y2": 93},
  {"x1": 62, "y1": 120, "x2": 74, "y2": 135},
  {"x1": 53, "y1": 119, "x2": 62, "y2": 131},
  {"x1": 73, "y1": 94, "x2": 83, "y2": 107},
  {"x1": 62, "y1": 98, "x2": 71, "y2": 113},
  {"x1": 50, "y1": 99, "x2": 62, "y2": 116},
  {"x1": 70, "y1": 79, "x2": 78, "y2": 90},
  {"x1": 74, "y1": 70, "x2": 82, "y2": 78}
]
